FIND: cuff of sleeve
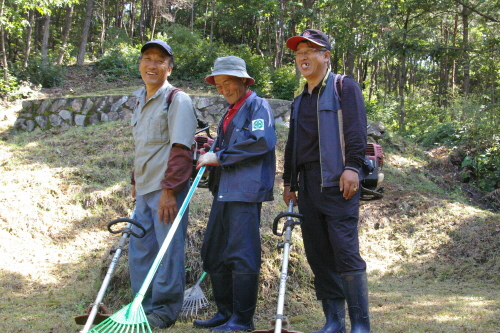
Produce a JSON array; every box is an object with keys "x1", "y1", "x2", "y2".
[
  {"x1": 130, "y1": 171, "x2": 135, "y2": 185},
  {"x1": 344, "y1": 166, "x2": 359, "y2": 173}
]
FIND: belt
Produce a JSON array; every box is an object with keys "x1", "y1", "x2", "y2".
[{"x1": 299, "y1": 161, "x2": 320, "y2": 171}]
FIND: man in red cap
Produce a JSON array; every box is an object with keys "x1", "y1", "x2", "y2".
[{"x1": 282, "y1": 29, "x2": 371, "y2": 333}]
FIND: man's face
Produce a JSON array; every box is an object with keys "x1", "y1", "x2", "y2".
[
  {"x1": 295, "y1": 42, "x2": 330, "y2": 84},
  {"x1": 139, "y1": 46, "x2": 172, "y2": 91},
  {"x1": 213, "y1": 75, "x2": 248, "y2": 105}
]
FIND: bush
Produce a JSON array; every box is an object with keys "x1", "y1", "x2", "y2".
[
  {"x1": 270, "y1": 64, "x2": 298, "y2": 100},
  {"x1": 157, "y1": 26, "x2": 218, "y2": 81},
  {"x1": 227, "y1": 44, "x2": 271, "y2": 97},
  {"x1": 420, "y1": 121, "x2": 460, "y2": 148},
  {"x1": 14, "y1": 57, "x2": 65, "y2": 88},
  {"x1": 98, "y1": 44, "x2": 141, "y2": 81},
  {"x1": 0, "y1": 72, "x2": 19, "y2": 100}
]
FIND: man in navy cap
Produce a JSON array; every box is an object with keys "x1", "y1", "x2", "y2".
[
  {"x1": 282, "y1": 29, "x2": 371, "y2": 333},
  {"x1": 128, "y1": 39, "x2": 197, "y2": 328}
]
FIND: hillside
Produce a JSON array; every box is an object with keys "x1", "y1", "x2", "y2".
[{"x1": 0, "y1": 67, "x2": 499, "y2": 333}]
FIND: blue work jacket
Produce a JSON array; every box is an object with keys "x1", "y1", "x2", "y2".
[{"x1": 212, "y1": 91, "x2": 276, "y2": 202}]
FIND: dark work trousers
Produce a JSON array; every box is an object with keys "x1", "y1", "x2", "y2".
[
  {"x1": 201, "y1": 197, "x2": 262, "y2": 274},
  {"x1": 298, "y1": 163, "x2": 367, "y2": 300}
]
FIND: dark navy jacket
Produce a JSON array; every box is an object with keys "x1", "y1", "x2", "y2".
[
  {"x1": 284, "y1": 71, "x2": 367, "y2": 191},
  {"x1": 211, "y1": 91, "x2": 276, "y2": 202}
]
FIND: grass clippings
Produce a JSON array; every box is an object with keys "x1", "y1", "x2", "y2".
[{"x1": 0, "y1": 101, "x2": 499, "y2": 332}]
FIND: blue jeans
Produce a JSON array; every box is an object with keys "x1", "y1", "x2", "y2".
[{"x1": 128, "y1": 185, "x2": 189, "y2": 324}]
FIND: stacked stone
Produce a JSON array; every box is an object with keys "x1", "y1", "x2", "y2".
[{"x1": 14, "y1": 95, "x2": 292, "y2": 132}]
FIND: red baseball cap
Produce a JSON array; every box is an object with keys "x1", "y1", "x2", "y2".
[{"x1": 286, "y1": 29, "x2": 331, "y2": 51}]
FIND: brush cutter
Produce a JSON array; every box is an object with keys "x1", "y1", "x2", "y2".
[
  {"x1": 253, "y1": 200, "x2": 304, "y2": 333},
  {"x1": 75, "y1": 211, "x2": 146, "y2": 333},
  {"x1": 180, "y1": 271, "x2": 210, "y2": 320},
  {"x1": 89, "y1": 153, "x2": 213, "y2": 333}
]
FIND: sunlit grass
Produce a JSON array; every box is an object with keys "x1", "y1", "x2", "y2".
[{"x1": 0, "y1": 114, "x2": 499, "y2": 332}]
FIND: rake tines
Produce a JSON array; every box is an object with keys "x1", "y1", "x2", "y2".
[
  {"x1": 89, "y1": 300, "x2": 152, "y2": 332},
  {"x1": 180, "y1": 272, "x2": 210, "y2": 321}
]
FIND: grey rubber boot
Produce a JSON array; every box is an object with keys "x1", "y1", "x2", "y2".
[
  {"x1": 309, "y1": 298, "x2": 346, "y2": 333},
  {"x1": 341, "y1": 272, "x2": 370, "y2": 333}
]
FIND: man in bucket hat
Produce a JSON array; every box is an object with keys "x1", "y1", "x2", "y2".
[
  {"x1": 194, "y1": 56, "x2": 276, "y2": 332},
  {"x1": 283, "y1": 29, "x2": 371, "y2": 332},
  {"x1": 129, "y1": 39, "x2": 197, "y2": 329}
]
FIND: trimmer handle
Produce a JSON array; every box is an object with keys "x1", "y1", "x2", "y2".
[
  {"x1": 272, "y1": 212, "x2": 303, "y2": 236},
  {"x1": 107, "y1": 218, "x2": 146, "y2": 238}
]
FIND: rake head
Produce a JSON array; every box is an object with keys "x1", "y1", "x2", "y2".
[
  {"x1": 89, "y1": 302, "x2": 152, "y2": 333},
  {"x1": 180, "y1": 284, "x2": 210, "y2": 321}
]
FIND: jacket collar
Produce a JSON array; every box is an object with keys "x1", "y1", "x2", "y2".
[{"x1": 293, "y1": 69, "x2": 331, "y2": 98}]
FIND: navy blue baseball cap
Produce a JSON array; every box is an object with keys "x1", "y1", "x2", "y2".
[
  {"x1": 286, "y1": 29, "x2": 331, "y2": 51},
  {"x1": 141, "y1": 39, "x2": 173, "y2": 56}
]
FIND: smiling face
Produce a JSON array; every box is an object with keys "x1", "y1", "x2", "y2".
[
  {"x1": 295, "y1": 41, "x2": 330, "y2": 87},
  {"x1": 213, "y1": 75, "x2": 248, "y2": 105},
  {"x1": 139, "y1": 46, "x2": 173, "y2": 93}
]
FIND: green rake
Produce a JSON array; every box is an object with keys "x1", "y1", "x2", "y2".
[{"x1": 89, "y1": 160, "x2": 211, "y2": 333}]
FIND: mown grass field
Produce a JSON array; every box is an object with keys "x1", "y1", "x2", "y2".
[{"x1": 0, "y1": 98, "x2": 499, "y2": 333}]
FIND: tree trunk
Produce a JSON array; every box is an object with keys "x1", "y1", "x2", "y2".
[
  {"x1": 23, "y1": 9, "x2": 34, "y2": 68},
  {"x1": 275, "y1": 0, "x2": 285, "y2": 68},
  {"x1": 99, "y1": 0, "x2": 105, "y2": 54},
  {"x1": 41, "y1": 13, "x2": 50, "y2": 67},
  {"x1": 0, "y1": 0, "x2": 8, "y2": 81},
  {"x1": 129, "y1": 1, "x2": 135, "y2": 39},
  {"x1": 77, "y1": 0, "x2": 94, "y2": 66},
  {"x1": 57, "y1": 5, "x2": 73, "y2": 65},
  {"x1": 461, "y1": 5, "x2": 470, "y2": 95},
  {"x1": 150, "y1": 6, "x2": 157, "y2": 40},
  {"x1": 139, "y1": 0, "x2": 145, "y2": 43},
  {"x1": 190, "y1": 0, "x2": 194, "y2": 31},
  {"x1": 397, "y1": 10, "x2": 410, "y2": 131},
  {"x1": 452, "y1": 14, "x2": 458, "y2": 94},
  {"x1": 209, "y1": 0, "x2": 215, "y2": 49}
]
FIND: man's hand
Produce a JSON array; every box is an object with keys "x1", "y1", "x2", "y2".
[
  {"x1": 158, "y1": 189, "x2": 177, "y2": 224},
  {"x1": 196, "y1": 152, "x2": 220, "y2": 169},
  {"x1": 200, "y1": 143, "x2": 220, "y2": 154},
  {"x1": 339, "y1": 169, "x2": 359, "y2": 200},
  {"x1": 283, "y1": 186, "x2": 298, "y2": 206}
]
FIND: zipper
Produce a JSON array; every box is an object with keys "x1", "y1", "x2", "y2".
[{"x1": 317, "y1": 83, "x2": 324, "y2": 191}]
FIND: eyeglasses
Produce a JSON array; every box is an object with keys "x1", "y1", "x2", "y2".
[{"x1": 295, "y1": 48, "x2": 327, "y2": 57}]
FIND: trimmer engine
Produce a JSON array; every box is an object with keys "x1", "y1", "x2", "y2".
[{"x1": 360, "y1": 142, "x2": 385, "y2": 200}]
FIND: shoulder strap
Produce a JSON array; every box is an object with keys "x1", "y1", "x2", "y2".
[
  {"x1": 333, "y1": 74, "x2": 345, "y2": 101},
  {"x1": 334, "y1": 74, "x2": 346, "y2": 165},
  {"x1": 166, "y1": 87, "x2": 183, "y2": 106}
]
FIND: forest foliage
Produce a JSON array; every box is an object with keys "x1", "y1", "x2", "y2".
[{"x1": 0, "y1": 0, "x2": 499, "y2": 192}]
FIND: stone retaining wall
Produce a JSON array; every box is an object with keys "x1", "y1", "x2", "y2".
[{"x1": 15, "y1": 95, "x2": 292, "y2": 132}]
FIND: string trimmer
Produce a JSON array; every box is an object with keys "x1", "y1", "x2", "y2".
[
  {"x1": 88, "y1": 153, "x2": 212, "y2": 333},
  {"x1": 75, "y1": 212, "x2": 146, "y2": 333},
  {"x1": 253, "y1": 200, "x2": 304, "y2": 333}
]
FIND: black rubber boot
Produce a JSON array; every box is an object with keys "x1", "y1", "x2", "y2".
[
  {"x1": 210, "y1": 272, "x2": 259, "y2": 332},
  {"x1": 193, "y1": 272, "x2": 233, "y2": 328},
  {"x1": 341, "y1": 272, "x2": 370, "y2": 333},
  {"x1": 309, "y1": 298, "x2": 346, "y2": 333}
]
